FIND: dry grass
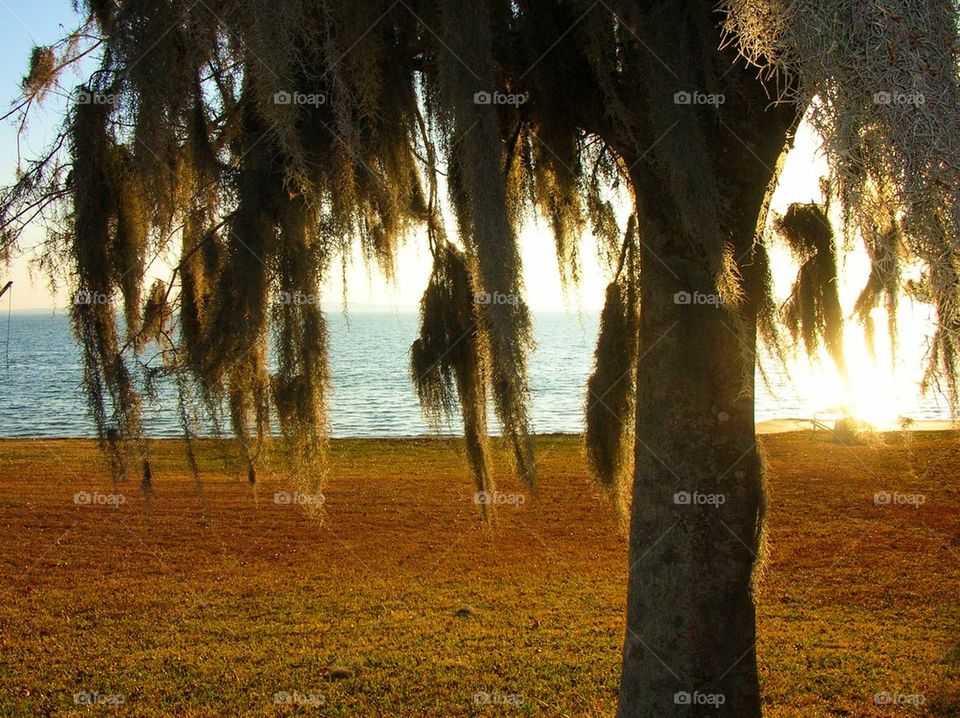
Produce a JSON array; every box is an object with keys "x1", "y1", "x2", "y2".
[{"x1": 0, "y1": 432, "x2": 958, "y2": 716}]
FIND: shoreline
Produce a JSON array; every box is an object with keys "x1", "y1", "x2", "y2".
[
  {"x1": 755, "y1": 417, "x2": 956, "y2": 434},
  {"x1": 0, "y1": 418, "x2": 955, "y2": 443}
]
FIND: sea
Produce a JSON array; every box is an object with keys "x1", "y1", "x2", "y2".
[{"x1": 0, "y1": 310, "x2": 951, "y2": 438}]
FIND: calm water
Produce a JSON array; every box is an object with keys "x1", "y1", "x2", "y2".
[{"x1": 0, "y1": 311, "x2": 949, "y2": 438}]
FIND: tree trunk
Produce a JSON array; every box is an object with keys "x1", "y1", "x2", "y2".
[
  {"x1": 617, "y1": 230, "x2": 767, "y2": 717},
  {"x1": 613, "y1": 13, "x2": 800, "y2": 713}
]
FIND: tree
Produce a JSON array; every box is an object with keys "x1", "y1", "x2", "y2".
[{"x1": 3, "y1": 1, "x2": 958, "y2": 715}]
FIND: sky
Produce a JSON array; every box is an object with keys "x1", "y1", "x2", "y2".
[
  {"x1": 0, "y1": 1, "x2": 951, "y2": 425},
  {"x1": 0, "y1": 0, "x2": 833, "y2": 315},
  {"x1": 0, "y1": 1, "x2": 614, "y2": 312}
]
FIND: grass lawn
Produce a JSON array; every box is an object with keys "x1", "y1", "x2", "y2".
[{"x1": 0, "y1": 432, "x2": 958, "y2": 716}]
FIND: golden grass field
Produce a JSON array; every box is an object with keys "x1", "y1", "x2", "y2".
[{"x1": 0, "y1": 432, "x2": 958, "y2": 717}]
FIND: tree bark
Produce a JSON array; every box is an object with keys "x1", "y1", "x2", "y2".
[
  {"x1": 612, "y1": 7, "x2": 800, "y2": 714},
  {"x1": 617, "y1": 220, "x2": 769, "y2": 717}
]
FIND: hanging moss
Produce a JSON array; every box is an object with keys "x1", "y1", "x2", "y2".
[
  {"x1": 4, "y1": 0, "x2": 960, "y2": 510},
  {"x1": 584, "y1": 216, "x2": 640, "y2": 515},
  {"x1": 854, "y1": 221, "x2": 901, "y2": 364},
  {"x1": 22, "y1": 46, "x2": 56, "y2": 100},
  {"x1": 111, "y1": 147, "x2": 150, "y2": 339},
  {"x1": 139, "y1": 279, "x2": 171, "y2": 349},
  {"x1": 411, "y1": 243, "x2": 494, "y2": 520},
  {"x1": 775, "y1": 203, "x2": 847, "y2": 375}
]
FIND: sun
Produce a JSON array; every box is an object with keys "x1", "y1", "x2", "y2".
[{"x1": 787, "y1": 322, "x2": 908, "y2": 430}]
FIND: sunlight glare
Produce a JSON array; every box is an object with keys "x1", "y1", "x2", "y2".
[{"x1": 787, "y1": 318, "x2": 908, "y2": 430}]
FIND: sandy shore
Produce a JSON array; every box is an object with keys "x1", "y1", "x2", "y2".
[{"x1": 756, "y1": 417, "x2": 956, "y2": 434}]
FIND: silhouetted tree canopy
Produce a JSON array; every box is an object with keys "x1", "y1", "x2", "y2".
[{"x1": 2, "y1": 0, "x2": 958, "y2": 507}]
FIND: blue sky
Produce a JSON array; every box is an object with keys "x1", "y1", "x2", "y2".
[{"x1": 1, "y1": 0, "x2": 85, "y2": 308}]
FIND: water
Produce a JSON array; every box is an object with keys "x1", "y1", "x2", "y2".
[{"x1": 0, "y1": 310, "x2": 950, "y2": 438}]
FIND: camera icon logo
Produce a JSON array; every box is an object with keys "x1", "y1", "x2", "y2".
[
  {"x1": 673, "y1": 491, "x2": 691, "y2": 505},
  {"x1": 674, "y1": 691, "x2": 692, "y2": 705},
  {"x1": 274, "y1": 91, "x2": 293, "y2": 105},
  {"x1": 274, "y1": 491, "x2": 293, "y2": 505},
  {"x1": 474, "y1": 291, "x2": 492, "y2": 305},
  {"x1": 673, "y1": 291, "x2": 692, "y2": 305},
  {"x1": 76, "y1": 90, "x2": 114, "y2": 106},
  {"x1": 673, "y1": 91, "x2": 692, "y2": 105},
  {"x1": 874, "y1": 491, "x2": 892, "y2": 505},
  {"x1": 473, "y1": 91, "x2": 492, "y2": 105},
  {"x1": 873, "y1": 91, "x2": 892, "y2": 105},
  {"x1": 73, "y1": 289, "x2": 109, "y2": 305}
]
